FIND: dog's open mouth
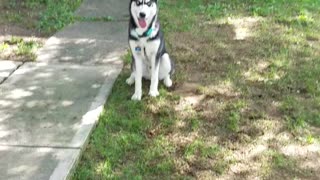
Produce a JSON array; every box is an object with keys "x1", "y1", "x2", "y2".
[{"x1": 138, "y1": 18, "x2": 147, "y2": 28}]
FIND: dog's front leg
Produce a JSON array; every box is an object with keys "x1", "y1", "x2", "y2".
[
  {"x1": 132, "y1": 57, "x2": 143, "y2": 100},
  {"x1": 131, "y1": 55, "x2": 143, "y2": 101},
  {"x1": 129, "y1": 41, "x2": 143, "y2": 101},
  {"x1": 149, "y1": 55, "x2": 160, "y2": 97}
]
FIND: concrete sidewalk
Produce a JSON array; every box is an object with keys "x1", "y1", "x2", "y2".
[{"x1": 0, "y1": 0, "x2": 128, "y2": 179}]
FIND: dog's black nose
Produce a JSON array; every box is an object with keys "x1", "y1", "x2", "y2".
[{"x1": 139, "y1": 12, "x2": 146, "y2": 18}]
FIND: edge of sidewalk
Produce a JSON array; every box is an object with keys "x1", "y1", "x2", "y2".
[
  {"x1": 44, "y1": 3, "x2": 129, "y2": 179},
  {"x1": 49, "y1": 64, "x2": 123, "y2": 180}
]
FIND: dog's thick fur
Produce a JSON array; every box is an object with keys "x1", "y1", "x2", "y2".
[{"x1": 127, "y1": 0, "x2": 174, "y2": 101}]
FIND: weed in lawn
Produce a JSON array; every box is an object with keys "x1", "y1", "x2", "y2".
[
  {"x1": 184, "y1": 140, "x2": 202, "y2": 160},
  {"x1": 121, "y1": 50, "x2": 132, "y2": 66},
  {"x1": 5, "y1": 13, "x2": 23, "y2": 23},
  {"x1": 226, "y1": 111, "x2": 241, "y2": 132},
  {"x1": 7, "y1": 37, "x2": 23, "y2": 45},
  {"x1": 184, "y1": 140, "x2": 221, "y2": 160},
  {"x1": 188, "y1": 117, "x2": 200, "y2": 131},
  {"x1": 16, "y1": 41, "x2": 40, "y2": 60},
  {"x1": 271, "y1": 152, "x2": 295, "y2": 169},
  {"x1": 38, "y1": 0, "x2": 83, "y2": 34},
  {"x1": 259, "y1": 150, "x2": 314, "y2": 179},
  {"x1": 213, "y1": 158, "x2": 233, "y2": 176},
  {"x1": 306, "y1": 134, "x2": 315, "y2": 144},
  {"x1": 74, "y1": 16, "x2": 114, "y2": 22},
  {"x1": 1, "y1": 36, "x2": 42, "y2": 61},
  {"x1": 0, "y1": 43, "x2": 9, "y2": 52},
  {"x1": 139, "y1": 136, "x2": 176, "y2": 175},
  {"x1": 221, "y1": 100, "x2": 246, "y2": 133}
]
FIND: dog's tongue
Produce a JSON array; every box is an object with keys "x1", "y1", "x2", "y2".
[{"x1": 138, "y1": 19, "x2": 147, "y2": 28}]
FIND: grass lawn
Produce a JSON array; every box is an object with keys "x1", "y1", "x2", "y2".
[
  {"x1": 73, "y1": 0, "x2": 320, "y2": 179},
  {"x1": 0, "y1": 0, "x2": 82, "y2": 61}
]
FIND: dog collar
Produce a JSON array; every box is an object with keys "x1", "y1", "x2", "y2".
[
  {"x1": 137, "y1": 22, "x2": 159, "y2": 38},
  {"x1": 146, "y1": 28, "x2": 153, "y2": 37},
  {"x1": 137, "y1": 27, "x2": 153, "y2": 38}
]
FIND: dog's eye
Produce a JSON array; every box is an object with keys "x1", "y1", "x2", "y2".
[
  {"x1": 146, "y1": 2, "x2": 152, "y2": 6},
  {"x1": 136, "y1": 1, "x2": 142, "y2": 6}
]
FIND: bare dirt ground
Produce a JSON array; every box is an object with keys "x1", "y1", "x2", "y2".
[
  {"x1": 0, "y1": 0, "x2": 46, "y2": 61},
  {"x1": 164, "y1": 17, "x2": 320, "y2": 179}
]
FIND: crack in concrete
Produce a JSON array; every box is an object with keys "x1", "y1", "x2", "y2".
[{"x1": 0, "y1": 62, "x2": 24, "y2": 85}]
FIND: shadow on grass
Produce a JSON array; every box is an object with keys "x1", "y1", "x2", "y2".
[
  {"x1": 165, "y1": 17, "x2": 320, "y2": 178},
  {"x1": 73, "y1": 0, "x2": 320, "y2": 179}
]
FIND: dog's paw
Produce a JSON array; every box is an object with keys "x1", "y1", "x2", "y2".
[
  {"x1": 149, "y1": 90, "x2": 159, "y2": 97},
  {"x1": 163, "y1": 78, "x2": 173, "y2": 87},
  {"x1": 131, "y1": 92, "x2": 142, "y2": 101},
  {"x1": 126, "y1": 77, "x2": 135, "y2": 86}
]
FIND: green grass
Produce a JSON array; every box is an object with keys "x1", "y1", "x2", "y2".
[
  {"x1": 0, "y1": 0, "x2": 83, "y2": 35},
  {"x1": 74, "y1": 0, "x2": 320, "y2": 179},
  {"x1": 15, "y1": 40, "x2": 41, "y2": 61},
  {"x1": 38, "y1": 0, "x2": 83, "y2": 34},
  {"x1": 0, "y1": 0, "x2": 83, "y2": 61},
  {"x1": 259, "y1": 150, "x2": 312, "y2": 179},
  {"x1": 72, "y1": 73, "x2": 178, "y2": 179},
  {"x1": 0, "y1": 36, "x2": 42, "y2": 61},
  {"x1": 0, "y1": 43, "x2": 9, "y2": 52}
]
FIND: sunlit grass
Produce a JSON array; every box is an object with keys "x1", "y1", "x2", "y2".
[{"x1": 74, "y1": 0, "x2": 320, "y2": 179}]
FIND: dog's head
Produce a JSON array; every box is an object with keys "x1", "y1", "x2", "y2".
[{"x1": 130, "y1": 0, "x2": 158, "y2": 29}]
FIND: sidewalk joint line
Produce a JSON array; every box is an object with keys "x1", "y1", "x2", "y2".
[
  {"x1": 0, "y1": 61, "x2": 25, "y2": 85},
  {"x1": 0, "y1": 144, "x2": 81, "y2": 150}
]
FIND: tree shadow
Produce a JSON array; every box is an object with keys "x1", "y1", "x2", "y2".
[{"x1": 162, "y1": 16, "x2": 320, "y2": 178}]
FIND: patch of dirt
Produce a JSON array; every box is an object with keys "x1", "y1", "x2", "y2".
[
  {"x1": 0, "y1": 25, "x2": 41, "y2": 40},
  {"x1": 160, "y1": 17, "x2": 320, "y2": 179},
  {"x1": 0, "y1": 0, "x2": 47, "y2": 61}
]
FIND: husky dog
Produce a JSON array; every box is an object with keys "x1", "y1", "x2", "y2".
[{"x1": 126, "y1": 0, "x2": 175, "y2": 101}]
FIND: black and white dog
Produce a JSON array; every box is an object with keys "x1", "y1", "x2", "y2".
[{"x1": 126, "y1": 0, "x2": 174, "y2": 101}]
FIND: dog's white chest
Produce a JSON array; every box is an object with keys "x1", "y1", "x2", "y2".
[{"x1": 130, "y1": 38, "x2": 160, "y2": 61}]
